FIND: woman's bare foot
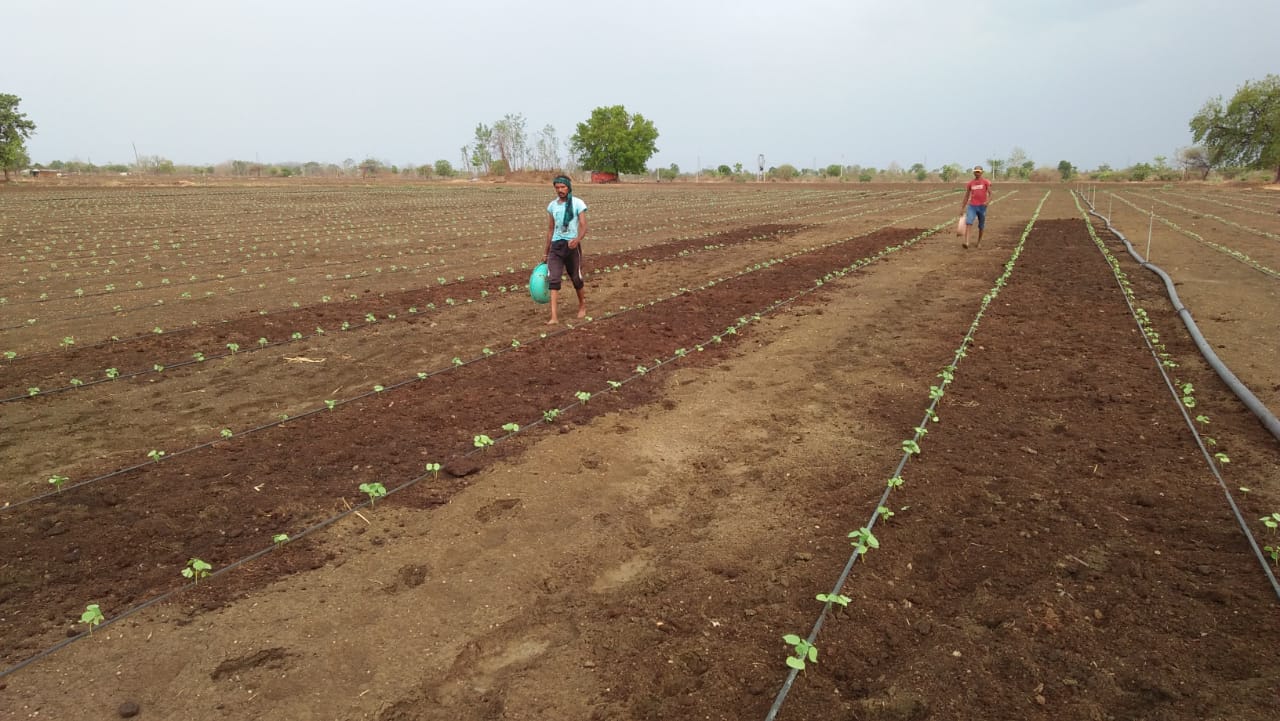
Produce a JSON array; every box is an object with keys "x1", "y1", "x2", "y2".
[
  {"x1": 546, "y1": 318, "x2": 559, "y2": 325},
  {"x1": 576, "y1": 307, "x2": 587, "y2": 319}
]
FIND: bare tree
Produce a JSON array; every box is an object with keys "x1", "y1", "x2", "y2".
[
  {"x1": 1177, "y1": 146, "x2": 1213, "y2": 180},
  {"x1": 534, "y1": 124, "x2": 561, "y2": 170},
  {"x1": 489, "y1": 113, "x2": 528, "y2": 172}
]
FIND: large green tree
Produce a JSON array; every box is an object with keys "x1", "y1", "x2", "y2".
[
  {"x1": 570, "y1": 105, "x2": 659, "y2": 175},
  {"x1": 1190, "y1": 74, "x2": 1280, "y2": 182},
  {"x1": 0, "y1": 94, "x2": 37, "y2": 181}
]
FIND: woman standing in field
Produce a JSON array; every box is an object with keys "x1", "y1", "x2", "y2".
[{"x1": 543, "y1": 175, "x2": 588, "y2": 324}]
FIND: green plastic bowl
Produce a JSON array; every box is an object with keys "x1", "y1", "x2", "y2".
[{"x1": 529, "y1": 263, "x2": 551, "y2": 304}]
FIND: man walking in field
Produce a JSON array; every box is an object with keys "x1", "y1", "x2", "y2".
[
  {"x1": 960, "y1": 165, "x2": 993, "y2": 249},
  {"x1": 543, "y1": 175, "x2": 588, "y2": 324}
]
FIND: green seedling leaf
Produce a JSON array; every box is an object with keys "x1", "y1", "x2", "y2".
[
  {"x1": 502, "y1": 423, "x2": 520, "y2": 434},
  {"x1": 1264, "y1": 545, "x2": 1279, "y2": 568},
  {"x1": 816, "y1": 593, "x2": 851, "y2": 607},
  {"x1": 273, "y1": 533, "x2": 290, "y2": 546},
  {"x1": 887, "y1": 475, "x2": 904, "y2": 489},
  {"x1": 325, "y1": 399, "x2": 337, "y2": 410},
  {"x1": 80, "y1": 604, "x2": 104, "y2": 633},
  {"x1": 220, "y1": 428, "x2": 233, "y2": 439},
  {"x1": 146, "y1": 449, "x2": 165, "y2": 462},
  {"x1": 543, "y1": 408, "x2": 560, "y2": 423},
  {"x1": 473, "y1": 434, "x2": 495, "y2": 450},
  {"x1": 848, "y1": 528, "x2": 880, "y2": 561},
  {"x1": 575, "y1": 391, "x2": 592, "y2": 404},
  {"x1": 48, "y1": 474, "x2": 69, "y2": 492},
  {"x1": 782, "y1": 634, "x2": 818, "y2": 671},
  {"x1": 359, "y1": 482, "x2": 387, "y2": 506},
  {"x1": 902, "y1": 440, "x2": 921, "y2": 456},
  {"x1": 182, "y1": 558, "x2": 212, "y2": 584},
  {"x1": 1261, "y1": 513, "x2": 1280, "y2": 535},
  {"x1": 425, "y1": 462, "x2": 441, "y2": 480}
]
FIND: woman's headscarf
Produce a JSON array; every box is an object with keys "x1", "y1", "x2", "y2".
[{"x1": 553, "y1": 175, "x2": 575, "y2": 230}]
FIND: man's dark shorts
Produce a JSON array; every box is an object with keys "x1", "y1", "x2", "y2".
[{"x1": 547, "y1": 240, "x2": 584, "y2": 291}]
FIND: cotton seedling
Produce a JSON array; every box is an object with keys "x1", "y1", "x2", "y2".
[
  {"x1": 193, "y1": 352, "x2": 205, "y2": 362},
  {"x1": 48, "y1": 474, "x2": 69, "y2": 492},
  {"x1": 782, "y1": 635, "x2": 818, "y2": 671},
  {"x1": 543, "y1": 409, "x2": 560, "y2": 423},
  {"x1": 848, "y1": 528, "x2": 880, "y2": 561},
  {"x1": 902, "y1": 440, "x2": 921, "y2": 456},
  {"x1": 226, "y1": 342, "x2": 240, "y2": 354},
  {"x1": 425, "y1": 462, "x2": 441, "y2": 480},
  {"x1": 502, "y1": 423, "x2": 520, "y2": 434},
  {"x1": 273, "y1": 533, "x2": 290, "y2": 547},
  {"x1": 257, "y1": 337, "x2": 269, "y2": 348},
  {"x1": 1214, "y1": 452, "x2": 1230, "y2": 464},
  {"x1": 474, "y1": 434, "x2": 495, "y2": 451},
  {"x1": 607, "y1": 380, "x2": 622, "y2": 390},
  {"x1": 359, "y1": 482, "x2": 387, "y2": 506},
  {"x1": 816, "y1": 593, "x2": 851, "y2": 607},
  {"x1": 452, "y1": 357, "x2": 464, "y2": 367},
  {"x1": 1261, "y1": 513, "x2": 1280, "y2": 535},
  {"x1": 373, "y1": 385, "x2": 385, "y2": 393},
  {"x1": 575, "y1": 391, "x2": 592, "y2": 404},
  {"x1": 182, "y1": 558, "x2": 212, "y2": 584},
  {"x1": 105, "y1": 368, "x2": 119, "y2": 379},
  {"x1": 219, "y1": 429, "x2": 233, "y2": 440},
  {"x1": 27, "y1": 387, "x2": 39, "y2": 397},
  {"x1": 146, "y1": 449, "x2": 165, "y2": 462},
  {"x1": 876, "y1": 505, "x2": 895, "y2": 522},
  {"x1": 1263, "y1": 545, "x2": 1279, "y2": 568},
  {"x1": 80, "y1": 604, "x2": 104, "y2": 634}
]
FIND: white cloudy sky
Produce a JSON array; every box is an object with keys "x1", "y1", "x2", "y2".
[{"x1": 6, "y1": 0, "x2": 1275, "y2": 172}]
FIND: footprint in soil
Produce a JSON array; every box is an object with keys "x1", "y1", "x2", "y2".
[
  {"x1": 475, "y1": 497, "x2": 521, "y2": 523},
  {"x1": 210, "y1": 647, "x2": 294, "y2": 681}
]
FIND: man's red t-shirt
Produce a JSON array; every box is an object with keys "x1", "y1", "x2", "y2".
[{"x1": 966, "y1": 178, "x2": 992, "y2": 205}]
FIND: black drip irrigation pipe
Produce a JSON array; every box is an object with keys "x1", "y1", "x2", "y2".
[
  {"x1": 1080, "y1": 195, "x2": 1280, "y2": 443},
  {"x1": 763, "y1": 190, "x2": 1047, "y2": 721},
  {"x1": 0, "y1": 204, "x2": 956, "y2": 681},
  {"x1": 1074, "y1": 192, "x2": 1280, "y2": 602}
]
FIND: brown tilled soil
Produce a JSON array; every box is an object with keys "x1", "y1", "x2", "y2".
[{"x1": 1, "y1": 185, "x2": 1278, "y2": 721}]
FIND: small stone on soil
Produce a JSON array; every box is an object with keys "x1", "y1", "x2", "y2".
[{"x1": 118, "y1": 700, "x2": 141, "y2": 718}]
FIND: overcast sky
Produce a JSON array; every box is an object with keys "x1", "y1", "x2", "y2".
[{"x1": 6, "y1": 0, "x2": 1276, "y2": 172}]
